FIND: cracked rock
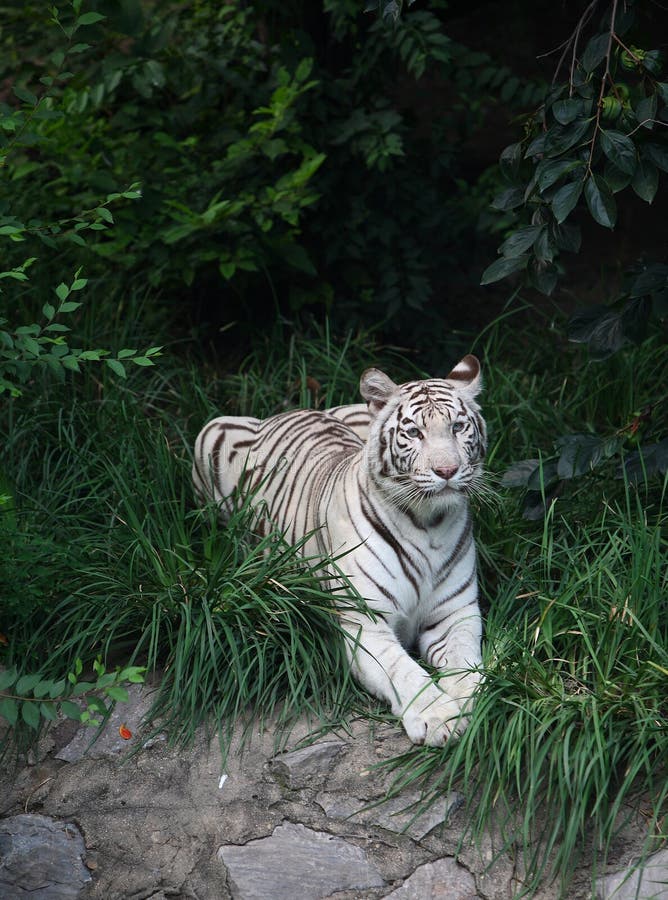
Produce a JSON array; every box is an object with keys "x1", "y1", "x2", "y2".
[
  {"x1": 316, "y1": 789, "x2": 464, "y2": 840},
  {"x1": 384, "y1": 857, "x2": 478, "y2": 899},
  {"x1": 269, "y1": 740, "x2": 347, "y2": 789},
  {"x1": 54, "y1": 684, "x2": 156, "y2": 762},
  {"x1": 218, "y1": 821, "x2": 385, "y2": 899},
  {"x1": 0, "y1": 814, "x2": 91, "y2": 899}
]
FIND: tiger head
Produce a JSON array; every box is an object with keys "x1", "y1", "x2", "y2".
[{"x1": 360, "y1": 356, "x2": 487, "y2": 513}]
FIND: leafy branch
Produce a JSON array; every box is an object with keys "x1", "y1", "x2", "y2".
[
  {"x1": 0, "y1": 268, "x2": 162, "y2": 397},
  {"x1": 482, "y1": 0, "x2": 668, "y2": 295},
  {"x1": 0, "y1": 658, "x2": 145, "y2": 731}
]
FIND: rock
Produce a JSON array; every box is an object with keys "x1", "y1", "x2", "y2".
[
  {"x1": 384, "y1": 857, "x2": 478, "y2": 899},
  {"x1": 269, "y1": 740, "x2": 347, "y2": 788},
  {"x1": 218, "y1": 821, "x2": 385, "y2": 899},
  {"x1": 595, "y1": 848, "x2": 668, "y2": 899},
  {"x1": 316, "y1": 789, "x2": 464, "y2": 841},
  {"x1": 0, "y1": 813, "x2": 91, "y2": 899},
  {"x1": 54, "y1": 683, "x2": 157, "y2": 762}
]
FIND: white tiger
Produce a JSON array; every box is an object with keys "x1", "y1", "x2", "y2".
[{"x1": 192, "y1": 355, "x2": 486, "y2": 746}]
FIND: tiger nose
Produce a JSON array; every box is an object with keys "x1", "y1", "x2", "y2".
[{"x1": 432, "y1": 465, "x2": 459, "y2": 481}]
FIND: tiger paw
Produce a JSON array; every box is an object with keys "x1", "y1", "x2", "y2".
[
  {"x1": 400, "y1": 686, "x2": 467, "y2": 747},
  {"x1": 441, "y1": 670, "x2": 483, "y2": 711}
]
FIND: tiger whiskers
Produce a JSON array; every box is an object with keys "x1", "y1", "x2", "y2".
[
  {"x1": 385, "y1": 476, "x2": 434, "y2": 513},
  {"x1": 464, "y1": 469, "x2": 501, "y2": 512}
]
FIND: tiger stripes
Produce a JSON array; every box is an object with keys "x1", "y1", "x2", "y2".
[{"x1": 193, "y1": 355, "x2": 486, "y2": 745}]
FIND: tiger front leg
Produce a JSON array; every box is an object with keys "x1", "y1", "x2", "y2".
[
  {"x1": 342, "y1": 613, "x2": 467, "y2": 747},
  {"x1": 418, "y1": 605, "x2": 483, "y2": 719}
]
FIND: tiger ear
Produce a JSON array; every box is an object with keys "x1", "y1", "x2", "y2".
[
  {"x1": 446, "y1": 354, "x2": 482, "y2": 396},
  {"x1": 360, "y1": 368, "x2": 398, "y2": 415}
]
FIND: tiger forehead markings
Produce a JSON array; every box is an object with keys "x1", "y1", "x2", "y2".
[{"x1": 193, "y1": 355, "x2": 486, "y2": 746}]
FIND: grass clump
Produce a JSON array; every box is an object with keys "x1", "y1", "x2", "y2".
[{"x1": 383, "y1": 488, "x2": 668, "y2": 894}]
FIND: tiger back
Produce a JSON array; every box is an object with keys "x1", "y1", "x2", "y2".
[{"x1": 193, "y1": 355, "x2": 487, "y2": 746}]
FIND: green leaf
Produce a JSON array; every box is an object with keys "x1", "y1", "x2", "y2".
[
  {"x1": 16, "y1": 673, "x2": 42, "y2": 695},
  {"x1": 117, "y1": 349, "x2": 137, "y2": 359},
  {"x1": 480, "y1": 254, "x2": 529, "y2": 285},
  {"x1": 557, "y1": 434, "x2": 610, "y2": 478},
  {"x1": 604, "y1": 160, "x2": 633, "y2": 193},
  {"x1": 552, "y1": 180, "x2": 583, "y2": 223},
  {"x1": 491, "y1": 186, "x2": 524, "y2": 211},
  {"x1": 59, "y1": 301, "x2": 82, "y2": 314},
  {"x1": 552, "y1": 99, "x2": 582, "y2": 125},
  {"x1": 106, "y1": 359, "x2": 126, "y2": 378},
  {"x1": 104, "y1": 685, "x2": 129, "y2": 703},
  {"x1": 48, "y1": 679, "x2": 66, "y2": 699},
  {"x1": 55, "y1": 283, "x2": 70, "y2": 301},
  {"x1": 600, "y1": 130, "x2": 637, "y2": 175},
  {"x1": 528, "y1": 259, "x2": 558, "y2": 296},
  {"x1": 644, "y1": 143, "x2": 668, "y2": 173},
  {"x1": 33, "y1": 680, "x2": 55, "y2": 699},
  {"x1": 527, "y1": 459, "x2": 560, "y2": 491},
  {"x1": 536, "y1": 158, "x2": 583, "y2": 191},
  {"x1": 533, "y1": 229, "x2": 555, "y2": 263},
  {"x1": 95, "y1": 207, "x2": 114, "y2": 224},
  {"x1": 582, "y1": 32, "x2": 609, "y2": 72},
  {"x1": 544, "y1": 118, "x2": 592, "y2": 158},
  {"x1": 501, "y1": 459, "x2": 539, "y2": 488},
  {"x1": 584, "y1": 175, "x2": 616, "y2": 228},
  {"x1": 71, "y1": 278, "x2": 88, "y2": 291},
  {"x1": 632, "y1": 160, "x2": 659, "y2": 203},
  {"x1": 568, "y1": 307, "x2": 626, "y2": 358},
  {"x1": 630, "y1": 264, "x2": 668, "y2": 298},
  {"x1": 60, "y1": 355, "x2": 81, "y2": 373},
  {"x1": 77, "y1": 11, "x2": 106, "y2": 25},
  {"x1": 40, "y1": 702, "x2": 58, "y2": 721},
  {"x1": 499, "y1": 142, "x2": 523, "y2": 180},
  {"x1": 622, "y1": 438, "x2": 668, "y2": 482},
  {"x1": 59, "y1": 700, "x2": 82, "y2": 720},
  {"x1": 0, "y1": 667, "x2": 17, "y2": 691},
  {"x1": 22, "y1": 701, "x2": 40, "y2": 730},
  {"x1": 635, "y1": 94, "x2": 658, "y2": 129},
  {"x1": 131, "y1": 357, "x2": 155, "y2": 367},
  {"x1": 13, "y1": 85, "x2": 38, "y2": 106},
  {"x1": 42, "y1": 303, "x2": 56, "y2": 320},
  {"x1": 0, "y1": 698, "x2": 18, "y2": 725},
  {"x1": 551, "y1": 221, "x2": 581, "y2": 253},
  {"x1": 498, "y1": 225, "x2": 543, "y2": 258}
]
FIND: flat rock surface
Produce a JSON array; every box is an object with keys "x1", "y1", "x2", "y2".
[
  {"x1": 219, "y1": 821, "x2": 385, "y2": 899},
  {"x1": 596, "y1": 848, "x2": 668, "y2": 900},
  {"x1": 0, "y1": 682, "x2": 660, "y2": 899},
  {"x1": 0, "y1": 813, "x2": 91, "y2": 899}
]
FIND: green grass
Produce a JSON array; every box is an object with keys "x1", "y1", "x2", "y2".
[
  {"x1": 1, "y1": 308, "x2": 667, "y2": 893},
  {"x1": 381, "y1": 487, "x2": 668, "y2": 894}
]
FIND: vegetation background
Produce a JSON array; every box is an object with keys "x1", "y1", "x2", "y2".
[{"x1": 0, "y1": 0, "x2": 666, "y2": 894}]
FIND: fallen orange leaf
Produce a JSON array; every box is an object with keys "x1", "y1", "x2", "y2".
[{"x1": 119, "y1": 724, "x2": 132, "y2": 740}]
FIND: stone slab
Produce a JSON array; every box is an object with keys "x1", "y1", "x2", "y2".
[
  {"x1": 0, "y1": 813, "x2": 91, "y2": 899},
  {"x1": 384, "y1": 857, "x2": 478, "y2": 899},
  {"x1": 596, "y1": 848, "x2": 668, "y2": 900},
  {"x1": 218, "y1": 821, "x2": 385, "y2": 899},
  {"x1": 269, "y1": 739, "x2": 347, "y2": 788}
]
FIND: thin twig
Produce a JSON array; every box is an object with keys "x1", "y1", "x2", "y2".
[{"x1": 587, "y1": 0, "x2": 619, "y2": 174}]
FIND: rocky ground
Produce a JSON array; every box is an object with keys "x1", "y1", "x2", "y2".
[{"x1": 1, "y1": 682, "x2": 666, "y2": 900}]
